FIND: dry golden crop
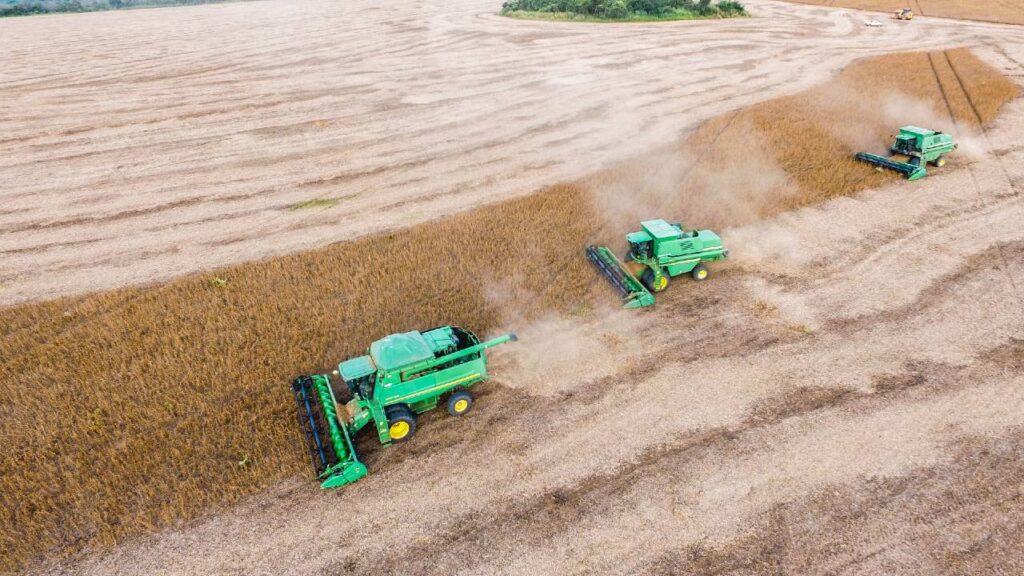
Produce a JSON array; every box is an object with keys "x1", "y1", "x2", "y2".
[
  {"x1": 784, "y1": 0, "x2": 1024, "y2": 26},
  {"x1": 0, "y1": 49, "x2": 1016, "y2": 572}
]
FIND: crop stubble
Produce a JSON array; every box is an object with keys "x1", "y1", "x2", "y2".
[{"x1": 0, "y1": 48, "x2": 1017, "y2": 572}]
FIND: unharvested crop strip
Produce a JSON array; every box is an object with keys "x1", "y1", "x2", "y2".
[
  {"x1": 927, "y1": 53, "x2": 958, "y2": 127},
  {"x1": 942, "y1": 51, "x2": 984, "y2": 128}
]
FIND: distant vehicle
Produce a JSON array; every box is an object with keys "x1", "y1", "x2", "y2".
[{"x1": 894, "y1": 8, "x2": 914, "y2": 20}]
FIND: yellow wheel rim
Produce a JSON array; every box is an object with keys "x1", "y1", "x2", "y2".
[
  {"x1": 454, "y1": 399, "x2": 469, "y2": 413},
  {"x1": 655, "y1": 276, "x2": 667, "y2": 290},
  {"x1": 389, "y1": 420, "x2": 410, "y2": 440},
  {"x1": 697, "y1": 269, "x2": 708, "y2": 279}
]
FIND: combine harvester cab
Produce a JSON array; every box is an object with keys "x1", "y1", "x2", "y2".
[
  {"x1": 587, "y1": 219, "x2": 728, "y2": 309},
  {"x1": 292, "y1": 326, "x2": 516, "y2": 489},
  {"x1": 856, "y1": 126, "x2": 956, "y2": 181}
]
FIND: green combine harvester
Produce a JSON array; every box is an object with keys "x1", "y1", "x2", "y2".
[
  {"x1": 587, "y1": 218, "x2": 729, "y2": 309},
  {"x1": 856, "y1": 126, "x2": 957, "y2": 181},
  {"x1": 292, "y1": 325, "x2": 516, "y2": 488}
]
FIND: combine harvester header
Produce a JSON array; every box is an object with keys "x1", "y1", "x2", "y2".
[
  {"x1": 292, "y1": 326, "x2": 516, "y2": 488},
  {"x1": 856, "y1": 126, "x2": 956, "y2": 181}
]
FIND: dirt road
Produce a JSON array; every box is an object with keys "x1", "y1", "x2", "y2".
[
  {"x1": 1, "y1": 0, "x2": 1023, "y2": 306},
  {"x1": 39, "y1": 80, "x2": 1024, "y2": 576}
]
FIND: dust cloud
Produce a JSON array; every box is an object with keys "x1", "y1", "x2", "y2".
[
  {"x1": 818, "y1": 84, "x2": 986, "y2": 157},
  {"x1": 725, "y1": 218, "x2": 811, "y2": 269},
  {"x1": 880, "y1": 91, "x2": 957, "y2": 134},
  {"x1": 587, "y1": 115, "x2": 795, "y2": 234},
  {"x1": 956, "y1": 134, "x2": 990, "y2": 160},
  {"x1": 489, "y1": 311, "x2": 645, "y2": 397},
  {"x1": 878, "y1": 91, "x2": 995, "y2": 162}
]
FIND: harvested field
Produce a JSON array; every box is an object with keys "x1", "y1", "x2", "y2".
[
  {"x1": 33, "y1": 105, "x2": 1024, "y2": 574},
  {"x1": 784, "y1": 0, "x2": 1024, "y2": 26},
  {"x1": 1, "y1": 43, "x2": 1020, "y2": 572},
  {"x1": 3, "y1": 0, "x2": 1024, "y2": 307},
  {"x1": 2, "y1": 0, "x2": 1024, "y2": 574}
]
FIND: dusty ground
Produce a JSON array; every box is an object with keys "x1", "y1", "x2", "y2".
[
  {"x1": 39, "y1": 75, "x2": 1024, "y2": 576},
  {"x1": 2, "y1": 0, "x2": 1024, "y2": 306},
  {"x1": 34, "y1": 68, "x2": 1024, "y2": 576},
  {"x1": 5, "y1": 0, "x2": 1024, "y2": 574}
]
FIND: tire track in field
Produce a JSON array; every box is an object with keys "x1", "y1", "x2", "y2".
[{"x1": 939, "y1": 50, "x2": 1024, "y2": 306}]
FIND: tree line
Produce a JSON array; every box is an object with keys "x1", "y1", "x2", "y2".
[
  {"x1": 0, "y1": 0, "x2": 236, "y2": 16},
  {"x1": 501, "y1": 0, "x2": 746, "y2": 19}
]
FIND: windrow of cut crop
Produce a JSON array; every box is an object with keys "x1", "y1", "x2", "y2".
[{"x1": 0, "y1": 48, "x2": 1016, "y2": 572}]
